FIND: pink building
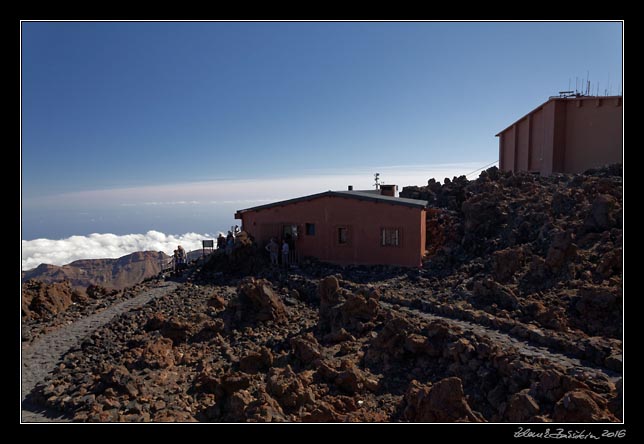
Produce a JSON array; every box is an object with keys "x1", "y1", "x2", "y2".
[
  {"x1": 496, "y1": 95, "x2": 623, "y2": 175},
  {"x1": 235, "y1": 186, "x2": 427, "y2": 268}
]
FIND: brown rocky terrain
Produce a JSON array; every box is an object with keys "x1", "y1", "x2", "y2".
[
  {"x1": 22, "y1": 165, "x2": 622, "y2": 423},
  {"x1": 21, "y1": 279, "x2": 167, "y2": 344},
  {"x1": 23, "y1": 250, "x2": 170, "y2": 291}
]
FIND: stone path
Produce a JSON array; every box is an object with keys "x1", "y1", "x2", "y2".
[
  {"x1": 379, "y1": 302, "x2": 620, "y2": 384},
  {"x1": 21, "y1": 281, "x2": 179, "y2": 423}
]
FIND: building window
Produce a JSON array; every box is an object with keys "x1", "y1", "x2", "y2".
[
  {"x1": 338, "y1": 227, "x2": 348, "y2": 245},
  {"x1": 305, "y1": 223, "x2": 316, "y2": 236},
  {"x1": 381, "y1": 228, "x2": 400, "y2": 247}
]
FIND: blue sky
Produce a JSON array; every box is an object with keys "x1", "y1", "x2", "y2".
[{"x1": 21, "y1": 21, "x2": 622, "y2": 245}]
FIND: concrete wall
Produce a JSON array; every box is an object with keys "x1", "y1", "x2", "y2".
[
  {"x1": 238, "y1": 195, "x2": 426, "y2": 267},
  {"x1": 498, "y1": 96, "x2": 622, "y2": 175}
]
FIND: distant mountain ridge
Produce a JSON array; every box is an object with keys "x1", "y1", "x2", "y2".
[{"x1": 22, "y1": 250, "x2": 170, "y2": 290}]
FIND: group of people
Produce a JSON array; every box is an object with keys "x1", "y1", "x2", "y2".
[
  {"x1": 172, "y1": 245, "x2": 187, "y2": 273},
  {"x1": 217, "y1": 231, "x2": 236, "y2": 256},
  {"x1": 265, "y1": 237, "x2": 290, "y2": 268},
  {"x1": 169, "y1": 223, "x2": 296, "y2": 273}
]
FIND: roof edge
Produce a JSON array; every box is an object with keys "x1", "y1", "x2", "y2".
[
  {"x1": 236, "y1": 190, "x2": 427, "y2": 214},
  {"x1": 495, "y1": 95, "x2": 623, "y2": 137}
]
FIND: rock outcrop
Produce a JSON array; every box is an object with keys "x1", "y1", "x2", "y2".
[
  {"x1": 229, "y1": 277, "x2": 288, "y2": 325},
  {"x1": 22, "y1": 280, "x2": 81, "y2": 320},
  {"x1": 402, "y1": 377, "x2": 484, "y2": 422}
]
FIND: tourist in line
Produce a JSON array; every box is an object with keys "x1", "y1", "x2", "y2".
[
  {"x1": 176, "y1": 245, "x2": 187, "y2": 271},
  {"x1": 217, "y1": 233, "x2": 226, "y2": 250},
  {"x1": 226, "y1": 232, "x2": 234, "y2": 256},
  {"x1": 172, "y1": 245, "x2": 187, "y2": 273},
  {"x1": 173, "y1": 249, "x2": 180, "y2": 273},
  {"x1": 265, "y1": 237, "x2": 279, "y2": 266}
]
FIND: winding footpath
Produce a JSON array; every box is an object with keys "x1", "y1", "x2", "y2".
[
  {"x1": 21, "y1": 281, "x2": 179, "y2": 423},
  {"x1": 380, "y1": 301, "x2": 621, "y2": 385}
]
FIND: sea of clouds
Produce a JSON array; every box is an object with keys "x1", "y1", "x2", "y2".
[{"x1": 21, "y1": 230, "x2": 220, "y2": 270}]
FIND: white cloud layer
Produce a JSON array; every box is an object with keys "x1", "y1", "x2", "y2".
[
  {"x1": 27, "y1": 162, "x2": 490, "y2": 210},
  {"x1": 21, "y1": 230, "x2": 219, "y2": 270}
]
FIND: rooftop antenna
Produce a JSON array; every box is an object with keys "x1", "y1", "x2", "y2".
[{"x1": 374, "y1": 173, "x2": 381, "y2": 190}]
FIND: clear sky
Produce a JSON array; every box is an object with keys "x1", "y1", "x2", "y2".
[{"x1": 21, "y1": 21, "x2": 623, "y2": 259}]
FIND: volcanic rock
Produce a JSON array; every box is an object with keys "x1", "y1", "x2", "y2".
[{"x1": 402, "y1": 377, "x2": 484, "y2": 422}]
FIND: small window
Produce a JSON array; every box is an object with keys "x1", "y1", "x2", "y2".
[
  {"x1": 381, "y1": 228, "x2": 400, "y2": 247},
  {"x1": 305, "y1": 223, "x2": 316, "y2": 236},
  {"x1": 338, "y1": 227, "x2": 348, "y2": 244}
]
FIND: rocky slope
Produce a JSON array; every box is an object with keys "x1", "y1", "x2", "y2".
[
  {"x1": 23, "y1": 251, "x2": 170, "y2": 291},
  {"x1": 400, "y1": 165, "x2": 622, "y2": 343},
  {"x1": 21, "y1": 279, "x2": 162, "y2": 344},
  {"x1": 24, "y1": 165, "x2": 622, "y2": 423}
]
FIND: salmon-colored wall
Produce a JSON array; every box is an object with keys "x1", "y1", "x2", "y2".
[
  {"x1": 540, "y1": 100, "x2": 558, "y2": 175},
  {"x1": 529, "y1": 108, "x2": 545, "y2": 172},
  {"x1": 501, "y1": 127, "x2": 516, "y2": 172},
  {"x1": 239, "y1": 195, "x2": 426, "y2": 267},
  {"x1": 516, "y1": 117, "x2": 530, "y2": 171},
  {"x1": 562, "y1": 97, "x2": 623, "y2": 173},
  {"x1": 498, "y1": 97, "x2": 622, "y2": 176},
  {"x1": 552, "y1": 100, "x2": 568, "y2": 172}
]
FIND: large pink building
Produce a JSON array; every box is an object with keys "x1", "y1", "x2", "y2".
[{"x1": 496, "y1": 95, "x2": 622, "y2": 175}]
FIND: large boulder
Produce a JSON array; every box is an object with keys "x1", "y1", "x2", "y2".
[
  {"x1": 231, "y1": 277, "x2": 287, "y2": 324},
  {"x1": 364, "y1": 313, "x2": 425, "y2": 368},
  {"x1": 584, "y1": 194, "x2": 618, "y2": 231},
  {"x1": 266, "y1": 365, "x2": 314, "y2": 410},
  {"x1": 238, "y1": 347, "x2": 274, "y2": 374},
  {"x1": 22, "y1": 280, "x2": 79, "y2": 320},
  {"x1": 472, "y1": 279, "x2": 519, "y2": 310},
  {"x1": 402, "y1": 377, "x2": 484, "y2": 422},
  {"x1": 291, "y1": 333, "x2": 322, "y2": 365},
  {"x1": 553, "y1": 390, "x2": 618, "y2": 422},
  {"x1": 318, "y1": 276, "x2": 341, "y2": 309},
  {"x1": 138, "y1": 337, "x2": 175, "y2": 369},
  {"x1": 318, "y1": 278, "x2": 380, "y2": 334},
  {"x1": 504, "y1": 389, "x2": 540, "y2": 422},
  {"x1": 492, "y1": 247, "x2": 524, "y2": 282},
  {"x1": 545, "y1": 230, "x2": 577, "y2": 271}
]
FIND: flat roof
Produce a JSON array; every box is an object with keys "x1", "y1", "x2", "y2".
[
  {"x1": 236, "y1": 190, "x2": 428, "y2": 214},
  {"x1": 495, "y1": 95, "x2": 622, "y2": 137}
]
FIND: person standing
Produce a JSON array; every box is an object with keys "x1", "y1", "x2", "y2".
[
  {"x1": 281, "y1": 239, "x2": 290, "y2": 269},
  {"x1": 172, "y1": 249, "x2": 180, "y2": 273},
  {"x1": 217, "y1": 233, "x2": 226, "y2": 250},
  {"x1": 226, "y1": 232, "x2": 234, "y2": 256},
  {"x1": 176, "y1": 245, "x2": 187, "y2": 271},
  {"x1": 265, "y1": 238, "x2": 279, "y2": 266}
]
